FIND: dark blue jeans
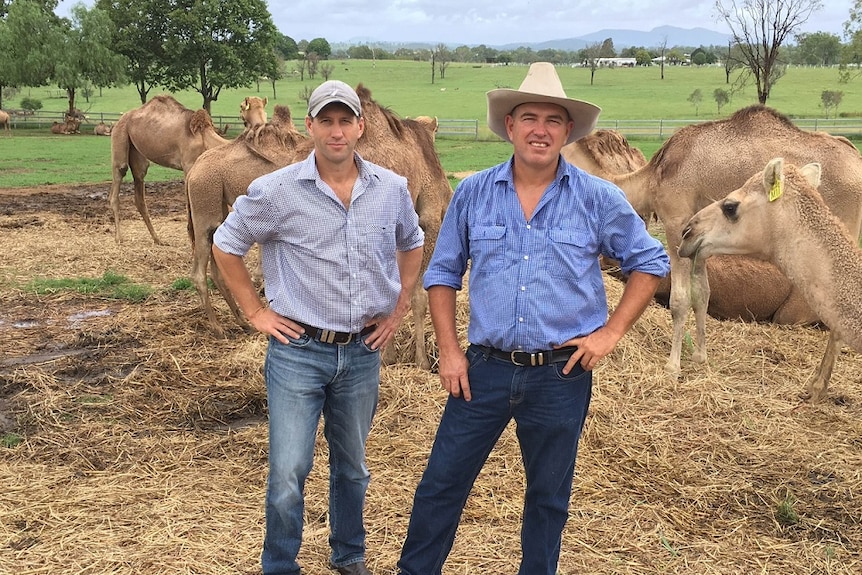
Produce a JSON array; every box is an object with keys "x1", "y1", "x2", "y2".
[{"x1": 398, "y1": 345, "x2": 592, "y2": 575}]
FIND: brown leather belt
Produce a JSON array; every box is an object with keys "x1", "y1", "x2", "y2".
[
  {"x1": 473, "y1": 344, "x2": 579, "y2": 367},
  {"x1": 293, "y1": 320, "x2": 376, "y2": 345}
]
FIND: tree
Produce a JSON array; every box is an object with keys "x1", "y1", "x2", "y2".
[
  {"x1": 687, "y1": 89, "x2": 703, "y2": 115},
  {"x1": 582, "y1": 41, "x2": 602, "y2": 85},
  {"x1": 820, "y1": 90, "x2": 843, "y2": 117},
  {"x1": 714, "y1": 87, "x2": 730, "y2": 113},
  {"x1": 723, "y1": 40, "x2": 746, "y2": 83},
  {"x1": 435, "y1": 43, "x2": 451, "y2": 80},
  {"x1": 274, "y1": 32, "x2": 298, "y2": 60},
  {"x1": 160, "y1": 0, "x2": 278, "y2": 112},
  {"x1": 635, "y1": 48, "x2": 652, "y2": 66},
  {"x1": 306, "y1": 37, "x2": 331, "y2": 59},
  {"x1": 794, "y1": 31, "x2": 841, "y2": 66},
  {"x1": 715, "y1": 0, "x2": 823, "y2": 104},
  {"x1": 0, "y1": 0, "x2": 60, "y2": 108},
  {"x1": 96, "y1": 0, "x2": 166, "y2": 104},
  {"x1": 841, "y1": 1, "x2": 862, "y2": 82}
]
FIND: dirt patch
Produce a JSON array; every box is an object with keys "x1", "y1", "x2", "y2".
[{"x1": 1, "y1": 183, "x2": 861, "y2": 574}]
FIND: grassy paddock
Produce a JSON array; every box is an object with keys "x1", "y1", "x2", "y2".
[{"x1": 8, "y1": 61, "x2": 858, "y2": 124}]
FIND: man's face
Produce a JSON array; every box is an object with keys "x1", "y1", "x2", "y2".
[
  {"x1": 505, "y1": 102, "x2": 574, "y2": 166},
  {"x1": 306, "y1": 103, "x2": 364, "y2": 165}
]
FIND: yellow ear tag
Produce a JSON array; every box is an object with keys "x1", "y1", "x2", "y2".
[{"x1": 768, "y1": 178, "x2": 783, "y2": 202}]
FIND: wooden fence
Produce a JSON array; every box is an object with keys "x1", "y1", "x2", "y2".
[{"x1": 7, "y1": 110, "x2": 862, "y2": 140}]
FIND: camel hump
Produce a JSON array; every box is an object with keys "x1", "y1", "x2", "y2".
[{"x1": 189, "y1": 109, "x2": 214, "y2": 134}]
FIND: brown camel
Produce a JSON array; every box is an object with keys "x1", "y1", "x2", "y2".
[
  {"x1": 608, "y1": 105, "x2": 862, "y2": 380},
  {"x1": 561, "y1": 128, "x2": 647, "y2": 178},
  {"x1": 239, "y1": 96, "x2": 268, "y2": 128},
  {"x1": 93, "y1": 121, "x2": 112, "y2": 136},
  {"x1": 0, "y1": 110, "x2": 10, "y2": 135},
  {"x1": 109, "y1": 94, "x2": 230, "y2": 245},
  {"x1": 680, "y1": 158, "x2": 862, "y2": 402},
  {"x1": 50, "y1": 117, "x2": 81, "y2": 134},
  {"x1": 187, "y1": 85, "x2": 452, "y2": 369}
]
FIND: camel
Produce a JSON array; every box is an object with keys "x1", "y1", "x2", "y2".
[
  {"x1": 0, "y1": 109, "x2": 10, "y2": 135},
  {"x1": 187, "y1": 85, "x2": 453, "y2": 370},
  {"x1": 239, "y1": 96, "x2": 267, "y2": 128},
  {"x1": 109, "y1": 94, "x2": 230, "y2": 245},
  {"x1": 50, "y1": 117, "x2": 80, "y2": 134},
  {"x1": 679, "y1": 158, "x2": 862, "y2": 402},
  {"x1": 561, "y1": 128, "x2": 647, "y2": 178},
  {"x1": 411, "y1": 115, "x2": 438, "y2": 141},
  {"x1": 606, "y1": 105, "x2": 862, "y2": 380},
  {"x1": 93, "y1": 121, "x2": 112, "y2": 136}
]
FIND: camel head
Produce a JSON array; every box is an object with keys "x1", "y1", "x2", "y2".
[
  {"x1": 679, "y1": 157, "x2": 822, "y2": 261},
  {"x1": 240, "y1": 96, "x2": 268, "y2": 128}
]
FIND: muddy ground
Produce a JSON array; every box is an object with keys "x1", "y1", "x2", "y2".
[{"x1": 1, "y1": 182, "x2": 861, "y2": 574}]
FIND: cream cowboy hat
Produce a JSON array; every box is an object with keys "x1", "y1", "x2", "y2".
[{"x1": 486, "y1": 62, "x2": 601, "y2": 144}]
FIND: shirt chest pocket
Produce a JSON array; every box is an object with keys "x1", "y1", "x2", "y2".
[
  {"x1": 546, "y1": 228, "x2": 595, "y2": 279},
  {"x1": 361, "y1": 223, "x2": 397, "y2": 266},
  {"x1": 468, "y1": 225, "x2": 506, "y2": 273}
]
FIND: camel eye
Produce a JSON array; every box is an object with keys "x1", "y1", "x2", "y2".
[{"x1": 721, "y1": 200, "x2": 739, "y2": 221}]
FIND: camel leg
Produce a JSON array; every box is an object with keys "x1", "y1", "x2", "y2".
[
  {"x1": 412, "y1": 284, "x2": 430, "y2": 370},
  {"x1": 801, "y1": 331, "x2": 841, "y2": 403},
  {"x1": 110, "y1": 168, "x2": 125, "y2": 243},
  {"x1": 666, "y1": 255, "x2": 692, "y2": 378},
  {"x1": 128, "y1": 148, "x2": 163, "y2": 245},
  {"x1": 190, "y1": 231, "x2": 225, "y2": 336},
  {"x1": 209, "y1": 250, "x2": 253, "y2": 334},
  {"x1": 689, "y1": 257, "x2": 710, "y2": 364}
]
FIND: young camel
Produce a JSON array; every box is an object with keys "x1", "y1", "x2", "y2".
[
  {"x1": 608, "y1": 105, "x2": 862, "y2": 380},
  {"x1": 679, "y1": 158, "x2": 862, "y2": 402},
  {"x1": 109, "y1": 95, "x2": 230, "y2": 245}
]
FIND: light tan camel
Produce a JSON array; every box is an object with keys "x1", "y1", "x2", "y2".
[
  {"x1": 679, "y1": 158, "x2": 862, "y2": 402},
  {"x1": 608, "y1": 105, "x2": 862, "y2": 379},
  {"x1": 50, "y1": 117, "x2": 81, "y2": 134},
  {"x1": 187, "y1": 85, "x2": 453, "y2": 370},
  {"x1": 93, "y1": 121, "x2": 112, "y2": 136},
  {"x1": 239, "y1": 96, "x2": 267, "y2": 128},
  {"x1": 109, "y1": 94, "x2": 229, "y2": 245},
  {"x1": 562, "y1": 128, "x2": 647, "y2": 178},
  {"x1": 0, "y1": 110, "x2": 10, "y2": 136},
  {"x1": 411, "y1": 115, "x2": 438, "y2": 141}
]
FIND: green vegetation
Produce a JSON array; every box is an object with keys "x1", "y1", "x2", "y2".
[
  {"x1": 1, "y1": 433, "x2": 23, "y2": 449},
  {"x1": 775, "y1": 490, "x2": 800, "y2": 526},
  {"x1": 25, "y1": 270, "x2": 153, "y2": 302}
]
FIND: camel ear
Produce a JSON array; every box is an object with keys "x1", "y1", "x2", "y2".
[
  {"x1": 763, "y1": 157, "x2": 784, "y2": 202},
  {"x1": 263, "y1": 97, "x2": 268, "y2": 106},
  {"x1": 799, "y1": 162, "x2": 822, "y2": 188}
]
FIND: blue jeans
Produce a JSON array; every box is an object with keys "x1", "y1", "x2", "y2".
[
  {"x1": 398, "y1": 345, "x2": 592, "y2": 575},
  {"x1": 261, "y1": 333, "x2": 380, "y2": 575}
]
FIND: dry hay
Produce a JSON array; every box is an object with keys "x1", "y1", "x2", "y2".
[{"x1": 1, "y1": 182, "x2": 861, "y2": 575}]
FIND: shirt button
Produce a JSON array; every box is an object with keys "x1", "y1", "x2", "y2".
[
  {"x1": 523, "y1": 255, "x2": 529, "y2": 260},
  {"x1": 520, "y1": 286, "x2": 526, "y2": 291},
  {"x1": 518, "y1": 317, "x2": 524, "y2": 322},
  {"x1": 526, "y1": 224, "x2": 531, "y2": 230}
]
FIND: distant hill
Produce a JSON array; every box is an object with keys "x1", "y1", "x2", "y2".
[
  {"x1": 339, "y1": 26, "x2": 733, "y2": 53},
  {"x1": 499, "y1": 26, "x2": 733, "y2": 51}
]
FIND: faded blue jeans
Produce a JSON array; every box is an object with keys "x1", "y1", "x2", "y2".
[
  {"x1": 398, "y1": 344, "x2": 593, "y2": 575},
  {"x1": 261, "y1": 333, "x2": 380, "y2": 575}
]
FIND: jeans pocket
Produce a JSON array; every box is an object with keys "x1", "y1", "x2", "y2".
[{"x1": 552, "y1": 362, "x2": 587, "y2": 381}]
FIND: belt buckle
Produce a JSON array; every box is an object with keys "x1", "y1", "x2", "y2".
[
  {"x1": 319, "y1": 329, "x2": 352, "y2": 345},
  {"x1": 510, "y1": 350, "x2": 526, "y2": 366}
]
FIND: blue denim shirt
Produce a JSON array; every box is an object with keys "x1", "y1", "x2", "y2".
[
  {"x1": 214, "y1": 150, "x2": 425, "y2": 333},
  {"x1": 423, "y1": 156, "x2": 669, "y2": 353}
]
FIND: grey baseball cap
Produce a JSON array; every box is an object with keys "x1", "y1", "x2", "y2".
[{"x1": 307, "y1": 80, "x2": 362, "y2": 118}]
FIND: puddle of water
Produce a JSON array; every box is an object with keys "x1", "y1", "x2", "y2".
[{"x1": 0, "y1": 309, "x2": 115, "y2": 330}]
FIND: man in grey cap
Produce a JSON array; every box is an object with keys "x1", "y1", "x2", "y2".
[{"x1": 213, "y1": 80, "x2": 424, "y2": 575}]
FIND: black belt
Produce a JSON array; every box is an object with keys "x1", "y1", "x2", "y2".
[
  {"x1": 293, "y1": 320, "x2": 376, "y2": 345},
  {"x1": 473, "y1": 344, "x2": 579, "y2": 367}
]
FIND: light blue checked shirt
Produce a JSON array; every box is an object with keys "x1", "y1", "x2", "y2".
[
  {"x1": 423, "y1": 156, "x2": 669, "y2": 353},
  {"x1": 214, "y1": 150, "x2": 424, "y2": 333}
]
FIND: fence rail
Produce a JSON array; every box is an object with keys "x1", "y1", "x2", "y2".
[{"x1": 7, "y1": 110, "x2": 862, "y2": 139}]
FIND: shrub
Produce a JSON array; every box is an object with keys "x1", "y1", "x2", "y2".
[{"x1": 20, "y1": 97, "x2": 43, "y2": 112}]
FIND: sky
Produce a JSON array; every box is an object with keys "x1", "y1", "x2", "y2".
[{"x1": 56, "y1": 0, "x2": 851, "y2": 47}]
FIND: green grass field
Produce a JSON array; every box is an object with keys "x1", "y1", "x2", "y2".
[
  {"x1": 10, "y1": 60, "x2": 859, "y2": 123},
  {"x1": 0, "y1": 60, "x2": 857, "y2": 188}
]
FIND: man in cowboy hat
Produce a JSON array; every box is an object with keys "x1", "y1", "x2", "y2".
[{"x1": 396, "y1": 63, "x2": 669, "y2": 575}]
